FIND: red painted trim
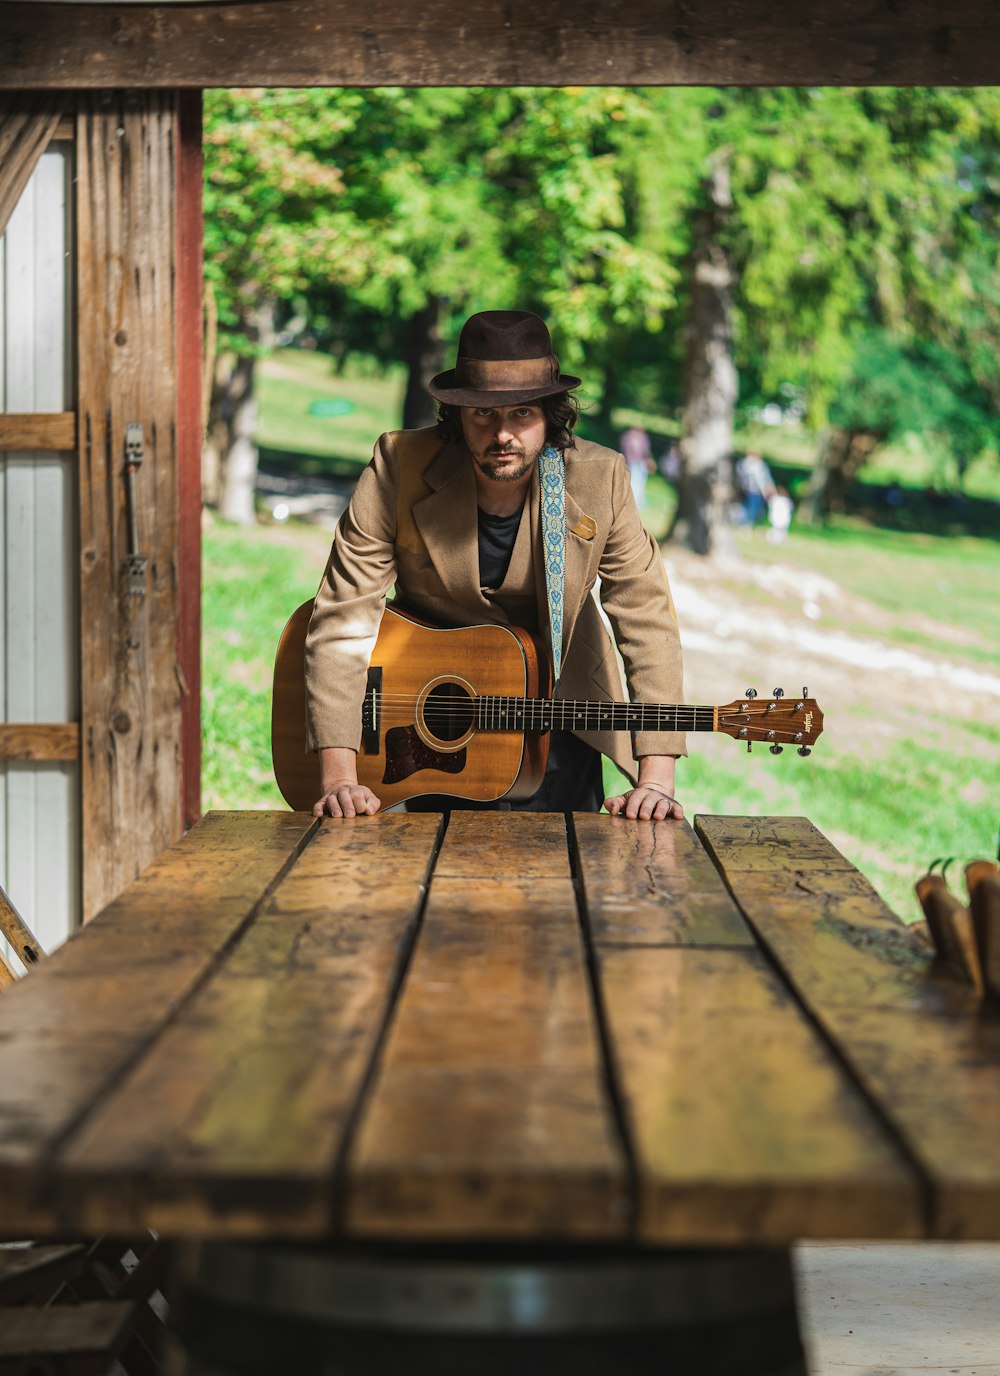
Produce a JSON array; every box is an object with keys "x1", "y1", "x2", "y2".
[{"x1": 176, "y1": 89, "x2": 203, "y2": 831}]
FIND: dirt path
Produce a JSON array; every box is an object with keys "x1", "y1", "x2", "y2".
[{"x1": 663, "y1": 546, "x2": 999, "y2": 753}]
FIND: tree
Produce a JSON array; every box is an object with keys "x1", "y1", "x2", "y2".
[
  {"x1": 805, "y1": 331, "x2": 1000, "y2": 519},
  {"x1": 640, "y1": 87, "x2": 1000, "y2": 551},
  {"x1": 729, "y1": 87, "x2": 1000, "y2": 526},
  {"x1": 202, "y1": 89, "x2": 381, "y2": 519}
]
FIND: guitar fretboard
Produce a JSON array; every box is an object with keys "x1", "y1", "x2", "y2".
[{"x1": 473, "y1": 698, "x2": 715, "y2": 733}]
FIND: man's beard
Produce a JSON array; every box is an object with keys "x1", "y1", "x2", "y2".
[{"x1": 472, "y1": 441, "x2": 539, "y2": 483}]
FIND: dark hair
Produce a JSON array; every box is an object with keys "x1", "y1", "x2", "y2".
[{"x1": 436, "y1": 391, "x2": 580, "y2": 451}]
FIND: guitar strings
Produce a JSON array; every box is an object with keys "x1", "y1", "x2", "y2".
[{"x1": 363, "y1": 692, "x2": 810, "y2": 734}]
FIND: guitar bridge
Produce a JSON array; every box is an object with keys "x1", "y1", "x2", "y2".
[{"x1": 361, "y1": 666, "x2": 382, "y2": 755}]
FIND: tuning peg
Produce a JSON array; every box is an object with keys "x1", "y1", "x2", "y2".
[
  {"x1": 802, "y1": 687, "x2": 809, "y2": 698},
  {"x1": 769, "y1": 743, "x2": 783, "y2": 755},
  {"x1": 797, "y1": 746, "x2": 812, "y2": 758},
  {"x1": 746, "y1": 741, "x2": 753, "y2": 753},
  {"x1": 773, "y1": 688, "x2": 784, "y2": 698},
  {"x1": 745, "y1": 688, "x2": 757, "y2": 700}
]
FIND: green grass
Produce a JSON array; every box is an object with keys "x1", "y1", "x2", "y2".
[
  {"x1": 257, "y1": 350, "x2": 405, "y2": 474},
  {"x1": 202, "y1": 517, "x2": 327, "y2": 809}
]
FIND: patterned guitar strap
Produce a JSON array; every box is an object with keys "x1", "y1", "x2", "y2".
[{"x1": 537, "y1": 443, "x2": 566, "y2": 694}]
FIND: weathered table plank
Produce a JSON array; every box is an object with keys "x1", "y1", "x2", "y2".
[
  {"x1": 598, "y1": 946, "x2": 921, "y2": 1244},
  {"x1": 573, "y1": 815, "x2": 754, "y2": 947},
  {"x1": 697, "y1": 815, "x2": 1000, "y2": 1239},
  {"x1": 432, "y1": 810, "x2": 571, "y2": 879},
  {"x1": 344, "y1": 812, "x2": 628, "y2": 1240},
  {"x1": 52, "y1": 816, "x2": 442, "y2": 1238},
  {"x1": 0, "y1": 811, "x2": 317, "y2": 1235}
]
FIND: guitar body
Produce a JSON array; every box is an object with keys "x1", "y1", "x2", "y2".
[{"x1": 272, "y1": 603, "x2": 552, "y2": 811}]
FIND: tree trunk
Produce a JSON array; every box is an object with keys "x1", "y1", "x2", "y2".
[
  {"x1": 802, "y1": 426, "x2": 882, "y2": 522},
  {"x1": 402, "y1": 297, "x2": 446, "y2": 430},
  {"x1": 218, "y1": 354, "x2": 258, "y2": 524},
  {"x1": 668, "y1": 156, "x2": 737, "y2": 557},
  {"x1": 204, "y1": 352, "x2": 257, "y2": 523},
  {"x1": 203, "y1": 301, "x2": 275, "y2": 523}
]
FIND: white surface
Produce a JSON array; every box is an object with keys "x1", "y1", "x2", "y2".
[
  {"x1": 0, "y1": 142, "x2": 80, "y2": 954},
  {"x1": 796, "y1": 1242, "x2": 1000, "y2": 1374}
]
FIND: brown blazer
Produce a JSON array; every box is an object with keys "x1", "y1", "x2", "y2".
[{"x1": 305, "y1": 426, "x2": 686, "y2": 781}]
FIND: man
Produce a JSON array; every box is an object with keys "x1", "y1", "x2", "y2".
[{"x1": 305, "y1": 310, "x2": 686, "y2": 821}]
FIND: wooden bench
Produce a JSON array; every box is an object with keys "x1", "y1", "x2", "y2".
[{"x1": 0, "y1": 810, "x2": 996, "y2": 1374}]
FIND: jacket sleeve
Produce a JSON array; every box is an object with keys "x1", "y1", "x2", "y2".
[
  {"x1": 598, "y1": 452, "x2": 686, "y2": 759},
  {"x1": 304, "y1": 433, "x2": 399, "y2": 751}
]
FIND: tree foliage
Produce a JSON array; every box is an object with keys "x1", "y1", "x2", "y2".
[{"x1": 202, "y1": 85, "x2": 1000, "y2": 534}]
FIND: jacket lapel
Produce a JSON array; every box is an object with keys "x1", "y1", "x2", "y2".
[{"x1": 412, "y1": 440, "x2": 490, "y2": 614}]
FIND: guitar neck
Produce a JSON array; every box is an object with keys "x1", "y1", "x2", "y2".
[{"x1": 474, "y1": 698, "x2": 716, "y2": 733}]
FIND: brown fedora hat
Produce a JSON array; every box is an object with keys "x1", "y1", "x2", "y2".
[{"x1": 428, "y1": 310, "x2": 581, "y2": 407}]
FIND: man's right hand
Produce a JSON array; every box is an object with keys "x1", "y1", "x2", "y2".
[
  {"x1": 312, "y1": 782, "x2": 381, "y2": 818},
  {"x1": 313, "y1": 747, "x2": 381, "y2": 818}
]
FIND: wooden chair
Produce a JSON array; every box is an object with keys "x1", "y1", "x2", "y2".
[{"x1": 0, "y1": 887, "x2": 169, "y2": 1374}]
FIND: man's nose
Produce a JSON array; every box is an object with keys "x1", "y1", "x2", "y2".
[{"x1": 494, "y1": 420, "x2": 514, "y2": 443}]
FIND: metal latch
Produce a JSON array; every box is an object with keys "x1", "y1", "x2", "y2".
[{"x1": 123, "y1": 422, "x2": 148, "y2": 597}]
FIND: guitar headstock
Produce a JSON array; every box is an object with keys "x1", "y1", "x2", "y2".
[{"x1": 717, "y1": 689, "x2": 824, "y2": 755}]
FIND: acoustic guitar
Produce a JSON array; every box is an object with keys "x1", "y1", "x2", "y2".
[{"x1": 272, "y1": 602, "x2": 824, "y2": 810}]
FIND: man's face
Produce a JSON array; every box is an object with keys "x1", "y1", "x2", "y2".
[{"x1": 460, "y1": 404, "x2": 547, "y2": 484}]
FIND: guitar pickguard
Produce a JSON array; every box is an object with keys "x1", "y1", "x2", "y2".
[{"x1": 382, "y1": 725, "x2": 467, "y2": 785}]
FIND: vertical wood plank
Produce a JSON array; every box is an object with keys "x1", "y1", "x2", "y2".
[
  {"x1": 176, "y1": 90, "x2": 202, "y2": 832},
  {"x1": 77, "y1": 92, "x2": 182, "y2": 919}
]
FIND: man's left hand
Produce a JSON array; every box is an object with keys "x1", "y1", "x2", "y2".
[{"x1": 604, "y1": 783, "x2": 684, "y2": 820}]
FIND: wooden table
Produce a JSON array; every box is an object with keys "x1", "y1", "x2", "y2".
[{"x1": 1, "y1": 810, "x2": 998, "y2": 1372}]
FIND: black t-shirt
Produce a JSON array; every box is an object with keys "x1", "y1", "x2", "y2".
[{"x1": 477, "y1": 505, "x2": 523, "y2": 590}]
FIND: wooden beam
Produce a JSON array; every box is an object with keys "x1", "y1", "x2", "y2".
[
  {"x1": 176, "y1": 91, "x2": 203, "y2": 834},
  {"x1": 0, "y1": 92, "x2": 66, "y2": 238},
  {"x1": 0, "y1": 2, "x2": 998, "y2": 89},
  {"x1": 0, "y1": 414, "x2": 76, "y2": 452},
  {"x1": 0, "y1": 724, "x2": 79, "y2": 762}
]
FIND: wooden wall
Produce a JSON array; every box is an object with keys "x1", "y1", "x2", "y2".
[{"x1": 0, "y1": 1, "x2": 997, "y2": 88}]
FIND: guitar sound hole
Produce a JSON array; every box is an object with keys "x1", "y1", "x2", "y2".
[{"x1": 423, "y1": 682, "x2": 475, "y2": 743}]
